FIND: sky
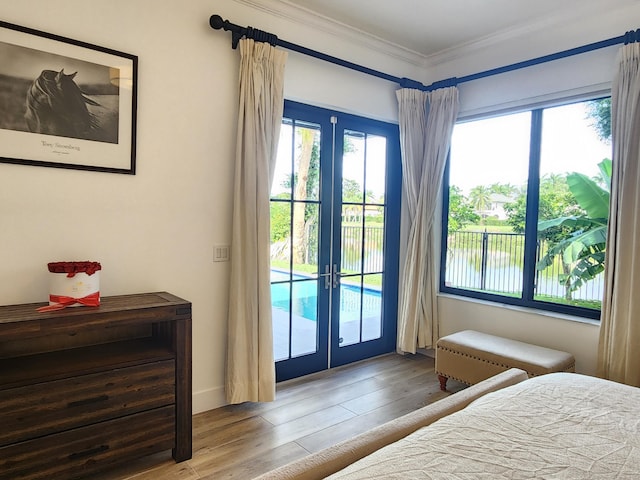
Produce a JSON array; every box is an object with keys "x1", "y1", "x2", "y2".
[
  {"x1": 449, "y1": 101, "x2": 612, "y2": 196},
  {"x1": 272, "y1": 101, "x2": 611, "y2": 202}
]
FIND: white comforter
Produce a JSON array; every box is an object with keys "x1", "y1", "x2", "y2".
[{"x1": 328, "y1": 373, "x2": 640, "y2": 479}]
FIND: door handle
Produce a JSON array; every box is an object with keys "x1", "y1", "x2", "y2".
[
  {"x1": 312, "y1": 265, "x2": 343, "y2": 289},
  {"x1": 332, "y1": 264, "x2": 340, "y2": 289},
  {"x1": 312, "y1": 265, "x2": 332, "y2": 289}
]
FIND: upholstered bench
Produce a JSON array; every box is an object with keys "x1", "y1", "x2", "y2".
[{"x1": 435, "y1": 330, "x2": 575, "y2": 391}]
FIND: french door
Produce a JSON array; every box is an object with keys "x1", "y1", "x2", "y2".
[{"x1": 270, "y1": 101, "x2": 401, "y2": 381}]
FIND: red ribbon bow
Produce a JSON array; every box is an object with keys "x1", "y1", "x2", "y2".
[{"x1": 37, "y1": 292, "x2": 100, "y2": 312}]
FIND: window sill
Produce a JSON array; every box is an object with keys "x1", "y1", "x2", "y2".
[{"x1": 437, "y1": 292, "x2": 601, "y2": 327}]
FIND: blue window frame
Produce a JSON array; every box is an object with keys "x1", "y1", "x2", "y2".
[{"x1": 440, "y1": 98, "x2": 612, "y2": 320}]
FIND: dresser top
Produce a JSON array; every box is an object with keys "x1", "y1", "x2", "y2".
[{"x1": 0, "y1": 292, "x2": 191, "y2": 338}]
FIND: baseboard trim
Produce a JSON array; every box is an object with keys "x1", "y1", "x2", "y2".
[{"x1": 192, "y1": 385, "x2": 226, "y2": 414}]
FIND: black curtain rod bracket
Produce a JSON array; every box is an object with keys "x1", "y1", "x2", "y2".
[
  {"x1": 209, "y1": 14, "x2": 278, "y2": 49},
  {"x1": 624, "y1": 29, "x2": 640, "y2": 44}
]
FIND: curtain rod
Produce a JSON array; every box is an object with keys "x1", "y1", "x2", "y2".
[{"x1": 210, "y1": 14, "x2": 640, "y2": 91}]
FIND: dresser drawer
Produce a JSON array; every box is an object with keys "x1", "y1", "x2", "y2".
[
  {"x1": 0, "y1": 405, "x2": 175, "y2": 480},
  {"x1": 0, "y1": 359, "x2": 175, "y2": 447}
]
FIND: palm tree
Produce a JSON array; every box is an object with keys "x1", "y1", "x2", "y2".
[
  {"x1": 488, "y1": 182, "x2": 518, "y2": 197},
  {"x1": 469, "y1": 185, "x2": 492, "y2": 217}
]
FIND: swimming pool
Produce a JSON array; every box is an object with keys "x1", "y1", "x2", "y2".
[{"x1": 271, "y1": 270, "x2": 381, "y2": 322}]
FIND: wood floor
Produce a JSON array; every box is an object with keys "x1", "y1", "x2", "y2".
[{"x1": 94, "y1": 353, "x2": 465, "y2": 480}]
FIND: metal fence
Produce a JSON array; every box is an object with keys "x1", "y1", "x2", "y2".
[
  {"x1": 445, "y1": 230, "x2": 604, "y2": 302},
  {"x1": 341, "y1": 224, "x2": 384, "y2": 273}
]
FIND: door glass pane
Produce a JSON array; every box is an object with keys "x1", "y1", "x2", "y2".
[
  {"x1": 270, "y1": 201, "x2": 291, "y2": 274},
  {"x1": 365, "y1": 135, "x2": 386, "y2": 203},
  {"x1": 294, "y1": 123, "x2": 321, "y2": 201},
  {"x1": 271, "y1": 279, "x2": 291, "y2": 361},
  {"x1": 445, "y1": 112, "x2": 531, "y2": 296},
  {"x1": 341, "y1": 205, "x2": 363, "y2": 274},
  {"x1": 361, "y1": 274, "x2": 382, "y2": 342},
  {"x1": 338, "y1": 277, "x2": 362, "y2": 347},
  {"x1": 338, "y1": 274, "x2": 383, "y2": 346},
  {"x1": 292, "y1": 201, "x2": 319, "y2": 273},
  {"x1": 291, "y1": 280, "x2": 318, "y2": 357},
  {"x1": 363, "y1": 216, "x2": 383, "y2": 274},
  {"x1": 343, "y1": 130, "x2": 365, "y2": 203},
  {"x1": 272, "y1": 120, "x2": 294, "y2": 198},
  {"x1": 271, "y1": 118, "x2": 321, "y2": 362},
  {"x1": 536, "y1": 100, "x2": 611, "y2": 309}
]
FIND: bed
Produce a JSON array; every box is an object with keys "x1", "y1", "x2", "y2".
[{"x1": 255, "y1": 369, "x2": 640, "y2": 479}]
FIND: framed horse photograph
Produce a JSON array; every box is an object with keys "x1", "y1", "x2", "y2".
[{"x1": 0, "y1": 21, "x2": 137, "y2": 174}]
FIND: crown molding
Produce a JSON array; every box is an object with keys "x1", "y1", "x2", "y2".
[
  {"x1": 229, "y1": 0, "x2": 639, "y2": 83},
  {"x1": 230, "y1": 0, "x2": 429, "y2": 69},
  {"x1": 424, "y1": 1, "x2": 634, "y2": 69}
]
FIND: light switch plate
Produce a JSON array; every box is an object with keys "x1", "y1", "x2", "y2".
[{"x1": 213, "y1": 245, "x2": 230, "y2": 262}]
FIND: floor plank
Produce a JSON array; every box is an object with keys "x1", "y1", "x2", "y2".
[
  {"x1": 91, "y1": 352, "x2": 465, "y2": 479},
  {"x1": 297, "y1": 380, "x2": 449, "y2": 452}
]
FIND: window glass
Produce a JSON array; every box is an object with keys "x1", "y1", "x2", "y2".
[
  {"x1": 445, "y1": 112, "x2": 530, "y2": 297},
  {"x1": 442, "y1": 98, "x2": 611, "y2": 318},
  {"x1": 536, "y1": 101, "x2": 611, "y2": 309}
]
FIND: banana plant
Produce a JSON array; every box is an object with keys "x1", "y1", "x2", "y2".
[{"x1": 537, "y1": 158, "x2": 611, "y2": 294}]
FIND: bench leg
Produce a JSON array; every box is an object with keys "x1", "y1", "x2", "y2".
[{"x1": 438, "y1": 374, "x2": 448, "y2": 391}]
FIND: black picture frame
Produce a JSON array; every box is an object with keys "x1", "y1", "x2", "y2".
[{"x1": 0, "y1": 20, "x2": 137, "y2": 174}]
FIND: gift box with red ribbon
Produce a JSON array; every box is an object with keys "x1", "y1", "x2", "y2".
[{"x1": 37, "y1": 261, "x2": 101, "y2": 313}]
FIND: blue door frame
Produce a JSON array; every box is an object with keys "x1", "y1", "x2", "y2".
[{"x1": 274, "y1": 100, "x2": 402, "y2": 382}]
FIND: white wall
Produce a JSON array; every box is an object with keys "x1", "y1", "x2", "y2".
[
  {"x1": 0, "y1": 0, "x2": 414, "y2": 413},
  {"x1": 1, "y1": 0, "x2": 636, "y2": 412},
  {"x1": 1, "y1": 0, "x2": 233, "y2": 413},
  {"x1": 424, "y1": 1, "x2": 640, "y2": 118}
]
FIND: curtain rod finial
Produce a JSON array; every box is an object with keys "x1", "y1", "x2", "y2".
[{"x1": 210, "y1": 14, "x2": 224, "y2": 30}]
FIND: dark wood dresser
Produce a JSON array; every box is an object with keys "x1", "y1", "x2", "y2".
[{"x1": 0, "y1": 292, "x2": 192, "y2": 480}]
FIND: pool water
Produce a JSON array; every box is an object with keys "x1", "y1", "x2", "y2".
[{"x1": 271, "y1": 271, "x2": 381, "y2": 322}]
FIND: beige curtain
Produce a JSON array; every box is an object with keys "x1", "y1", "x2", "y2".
[
  {"x1": 597, "y1": 42, "x2": 640, "y2": 386},
  {"x1": 396, "y1": 87, "x2": 459, "y2": 353},
  {"x1": 226, "y1": 39, "x2": 287, "y2": 403}
]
